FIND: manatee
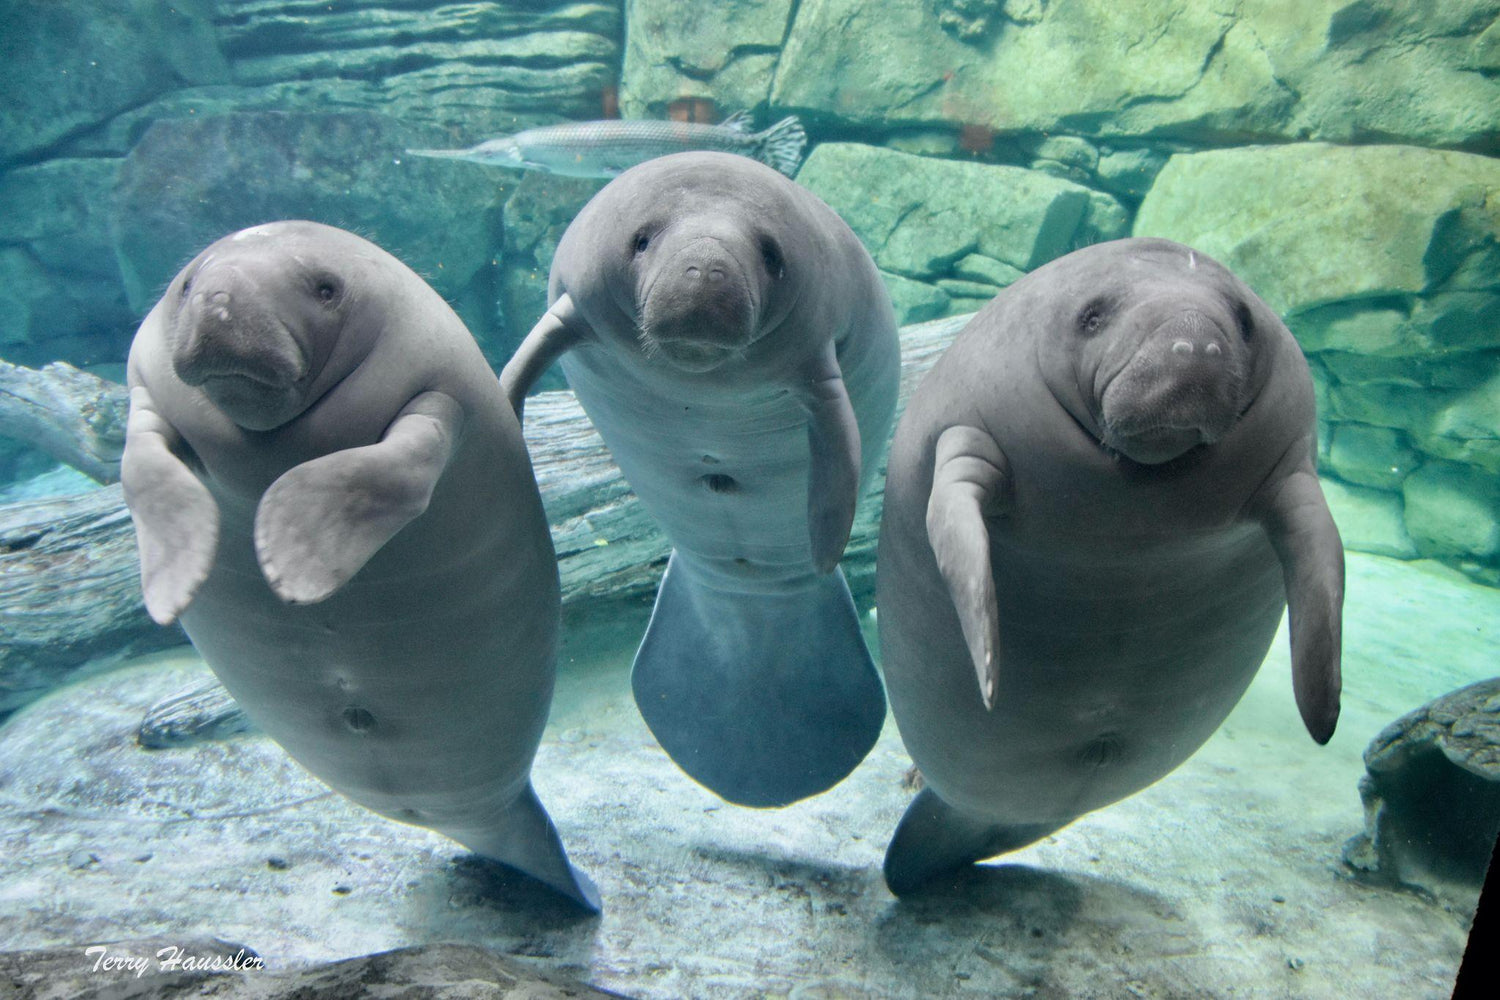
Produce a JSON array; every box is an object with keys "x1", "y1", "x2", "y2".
[
  {"x1": 121, "y1": 221, "x2": 599, "y2": 912},
  {"x1": 877, "y1": 237, "x2": 1344, "y2": 894},
  {"x1": 502, "y1": 151, "x2": 900, "y2": 808}
]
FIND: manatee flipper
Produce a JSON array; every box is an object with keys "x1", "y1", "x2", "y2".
[
  {"x1": 455, "y1": 782, "x2": 601, "y2": 914},
  {"x1": 120, "y1": 386, "x2": 220, "y2": 626},
  {"x1": 1257, "y1": 464, "x2": 1344, "y2": 744},
  {"x1": 500, "y1": 293, "x2": 589, "y2": 419},
  {"x1": 925, "y1": 425, "x2": 1011, "y2": 710},
  {"x1": 884, "y1": 788, "x2": 1061, "y2": 896},
  {"x1": 793, "y1": 340, "x2": 862, "y2": 574},
  {"x1": 254, "y1": 391, "x2": 463, "y2": 604},
  {"x1": 632, "y1": 553, "x2": 886, "y2": 807}
]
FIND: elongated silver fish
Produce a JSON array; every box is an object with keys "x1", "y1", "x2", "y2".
[{"x1": 406, "y1": 111, "x2": 807, "y2": 178}]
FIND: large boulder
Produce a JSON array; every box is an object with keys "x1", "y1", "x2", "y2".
[
  {"x1": 109, "y1": 111, "x2": 510, "y2": 356},
  {"x1": 796, "y1": 142, "x2": 1127, "y2": 321},
  {"x1": 620, "y1": 0, "x2": 794, "y2": 119},
  {"x1": 1326, "y1": 424, "x2": 1423, "y2": 492},
  {"x1": 1402, "y1": 461, "x2": 1500, "y2": 561},
  {"x1": 767, "y1": 0, "x2": 1499, "y2": 149},
  {"x1": 1320, "y1": 478, "x2": 1419, "y2": 560},
  {"x1": 1420, "y1": 368, "x2": 1500, "y2": 476},
  {"x1": 0, "y1": 160, "x2": 135, "y2": 366},
  {"x1": 1343, "y1": 677, "x2": 1500, "y2": 909},
  {"x1": 0, "y1": 0, "x2": 227, "y2": 164},
  {"x1": 1133, "y1": 143, "x2": 1500, "y2": 319}
]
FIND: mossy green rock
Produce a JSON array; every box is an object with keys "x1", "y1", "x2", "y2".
[
  {"x1": 1134, "y1": 144, "x2": 1500, "y2": 317},
  {"x1": 1421, "y1": 368, "x2": 1500, "y2": 476},
  {"x1": 621, "y1": 0, "x2": 794, "y2": 119},
  {"x1": 1327, "y1": 425, "x2": 1423, "y2": 492},
  {"x1": 1326, "y1": 382, "x2": 1457, "y2": 436},
  {"x1": 796, "y1": 143, "x2": 1126, "y2": 283},
  {"x1": 881, "y1": 272, "x2": 952, "y2": 326},
  {"x1": 1321, "y1": 477, "x2": 1419, "y2": 560},
  {"x1": 771, "y1": 0, "x2": 1499, "y2": 148},
  {"x1": 1402, "y1": 462, "x2": 1500, "y2": 559}
]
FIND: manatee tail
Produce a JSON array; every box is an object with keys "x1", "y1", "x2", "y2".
[
  {"x1": 452, "y1": 782, "x2": 601, "y2": 913},
  {"x1": 883, "y1": 788, "x2": 1061, "y2": 896},
  {"x1": 632, "y1": 553, "x2": 886, "y2": 808},
  {"x1": 753, "y1": 116, "x2": 808, "y2": 176}
]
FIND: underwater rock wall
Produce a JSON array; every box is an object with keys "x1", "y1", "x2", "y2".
[
  {"x1": 1137, "y1": 143, "x2": 1500, "y2": 579},
  {"x1": 0, "y1": 0, "x2": 1497, "y2": 578},
  {"x1": 0, "y1": 0, "x2": 622, "y2": 369}
]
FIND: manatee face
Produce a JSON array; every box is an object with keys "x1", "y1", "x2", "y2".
[
  {"x1": 165, "y1": 223, "x2": 362, "y2": 431},
  {"x1": 1036, "y1": 240, "x2": 1264, "y2": 465},
  {"x1": 572, "y1": 155, "x2": 808, "y2": 373}
]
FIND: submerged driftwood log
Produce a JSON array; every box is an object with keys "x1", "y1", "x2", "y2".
[
  {"x1": 0, "y1": 358, "x2": 128, "y2": 484},
  {"x1": 0, "y1": 313, "x2": 969, "y2": 720}
]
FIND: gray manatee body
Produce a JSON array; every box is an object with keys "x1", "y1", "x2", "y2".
[
  {"x1": 877, "y1": 238, "x2": 1344, "y2": 894},
  {"x1": 121, "y1": 221, "x2": 598, "y2": 912},
  {"x1": 503, "y1": 152, "x2": 900, "y2": 808}
]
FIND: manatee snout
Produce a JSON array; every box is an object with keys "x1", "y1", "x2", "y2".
[
  {"x1": 1100, "y1": 307, "x2": 1248, "y2": 464},
  {"x1": 171, "y1": 264, "x2": 312, "y2": 430},
  {"x1": 640, "y1": 236, "x2": 759, "y2": 371}
]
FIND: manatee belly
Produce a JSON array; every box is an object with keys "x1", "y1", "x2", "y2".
[
  {"x1": 882, "y1": 525, "x2": 1286, "y2": 826},
  {"x1": 179, "y1": 522, "x2": 555, "y2": 832},
  {"x1": 560, "y1": 351, "x2": 827, "y2": 589}
]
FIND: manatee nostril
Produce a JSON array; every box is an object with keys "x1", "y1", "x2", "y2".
[
  {"x1": 1205, "y1": 342, "x2": 1222, "y2": 357},
  {"x1": 342, "y1": 707, "x2": 376, "y2": 733},
  {"x1": 1171, "y1": 340, "x2": 1193, "y2": 355},
  {"x1": 708, "y1": 268, "x2": 725, "y2": 282},
  {"x1": 685, "y1": 266, "x2": 701, "y2": 278}
]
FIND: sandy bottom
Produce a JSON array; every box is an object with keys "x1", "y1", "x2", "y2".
[{"x1": 0, "y1": 551, "x2": 1493, "y2": 998}]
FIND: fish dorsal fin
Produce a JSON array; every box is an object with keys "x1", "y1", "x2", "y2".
[{"x1": 719, "y1": 109, "x2": 755, "y2": 133}]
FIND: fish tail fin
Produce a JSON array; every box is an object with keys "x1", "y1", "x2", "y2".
[
  {"x1": 719, "y1": 109, "x2": 755, "y2": 133},
  {"x1": 755, "y1": 116, "x2": 808, "y2": 176},
  {"x1": 632, "y1": 552, "x2": 886, "y2": 807},
  {"x1": 451, "y1": 782, "x2": 601, "y2": 913},
  {"x1": 883, "y1": 788, "x2": 1061, "y2": 896}
]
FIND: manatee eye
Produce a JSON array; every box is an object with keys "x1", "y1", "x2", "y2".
[
  {"x1": 1234, "y1": 300, "x2": 1255, "y2": 340},
  {"x1": 760, "y1": 238, "x2": 785, "y2": 280},
  {"x1": 313, "y1": 276, "x2": 342, "y2": 305},
  {"x1": 1077, "y1": 298, "x2": 1109, "y2": 336},
  {"x1": 632, "y1": 230, "x2": 651, "y2": 255}
]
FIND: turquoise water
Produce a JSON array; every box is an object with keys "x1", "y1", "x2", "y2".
[{"x1": 1, "y1": 2, "x2": 1497, "y2": 996}]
